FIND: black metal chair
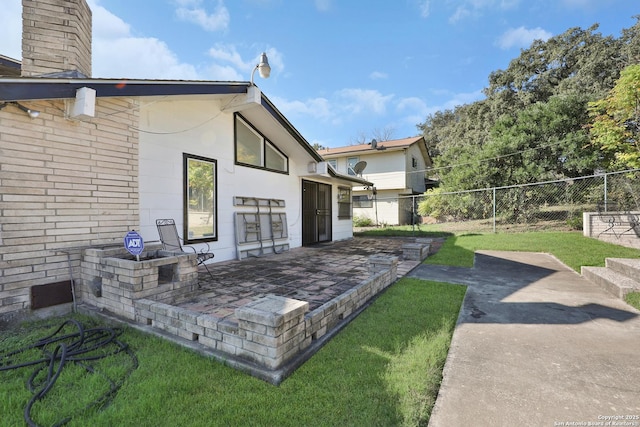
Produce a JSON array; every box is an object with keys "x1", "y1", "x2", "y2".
[{"x1": 156, "y1": 218, "x2": 215, "y2": 279}]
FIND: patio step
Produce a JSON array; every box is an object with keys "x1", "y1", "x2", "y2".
[{"x1": 582, "y1": 257, "x2": 640, "y2": 299}]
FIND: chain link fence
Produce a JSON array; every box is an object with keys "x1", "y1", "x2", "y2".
[{"x1": 384, "y1": 169, "x2": 640, "y2": 234}]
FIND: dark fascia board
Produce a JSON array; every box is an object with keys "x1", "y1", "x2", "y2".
[
  {"x1": 0, "y1": 78, "x2": 248, "y2": 102},
  {"x1": 259, "y1": 95, "x2": 324, "y2": 162},
  {"x1": 0, "y1": 76, "x2": 329, "y2": 170}
]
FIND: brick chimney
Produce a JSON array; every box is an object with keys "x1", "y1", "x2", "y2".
[{"x1": 21, "y1": 0, "x2": 92, "y2": 77}]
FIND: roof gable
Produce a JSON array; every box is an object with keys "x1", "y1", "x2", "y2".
[{"x1": 317, "y1": 136, "x2": 432, "y2": 166}]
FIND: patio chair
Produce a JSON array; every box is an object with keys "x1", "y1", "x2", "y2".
[{"x1": 156, "y1": 218, "x2": 215, "y2": 279}]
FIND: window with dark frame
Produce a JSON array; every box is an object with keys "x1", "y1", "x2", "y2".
[
  {"x1": 184, "y1": 153, "x2": 218, "y2": 244},
  {"x1": 235, "y1": 113, "x2": 288, "y2": 173},
  {"x1": 337, "y1": 187, "x2": 352, "y2": 219},
  {"x1": 352, "y1": 195, "x2": 373, "y2": 208}
]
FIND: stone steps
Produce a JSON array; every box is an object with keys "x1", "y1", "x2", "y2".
[{"x1": 582, "y1": 258, "x2": 640, "y2": 299}]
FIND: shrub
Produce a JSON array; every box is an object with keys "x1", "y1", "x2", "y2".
[{"x1": 353, "y1": 215, "x2": 373, "y2": 227}]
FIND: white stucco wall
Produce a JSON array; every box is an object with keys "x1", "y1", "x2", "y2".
[
  {"x1": 137, "y1": 98, "x2": 353, "y2": 262},
  {"x1": 353, "y1": 189, "x2": 402, "y2": 225},
  {"x1": 404, "y1": 144, "x2": 427, "y2": 193}
]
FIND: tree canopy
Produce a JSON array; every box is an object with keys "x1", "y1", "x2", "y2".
[
  {"x1": 588, "y1": 63, "x2": 640, "y2": 170},
  {"x1": 419, "y1": 17, "x2": 640, "y2": 192}
]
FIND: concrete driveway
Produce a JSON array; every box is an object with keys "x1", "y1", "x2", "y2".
[{"x1": 409, "y1": 250, "x2": 640, "y2": 427}]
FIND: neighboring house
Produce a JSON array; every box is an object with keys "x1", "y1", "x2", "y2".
[
  {"x1": 0, "y1": 0, "x2": 370, "y2": 322},
  {"x1": 318, "y1": 137, "x2": 435, "y2": 226}
]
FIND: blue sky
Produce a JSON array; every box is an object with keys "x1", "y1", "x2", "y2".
[{"x1": 0, "y1": 0, "x2": 637, "y2": 148}]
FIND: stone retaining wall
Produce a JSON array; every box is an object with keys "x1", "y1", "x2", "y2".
[
  {"x1": 583, "y1": 211, "x2": 640, "y2": 249},
  {"x1": 132, "y1": 255, "x2": 399, "y2": 372}
]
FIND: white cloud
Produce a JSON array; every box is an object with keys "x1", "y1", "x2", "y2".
[
  {"x1": 449, "y1": 0, "x2": 520, "y2": 22},
  {"x1": 206, "y1": 64, "x2": 243, "y2": 81},
  {"x1": 271, "y1": 96, "x2": 333, "y2": 122},
  {"x1": 418, "y1": 0, "x2": 431, "y2": 18},
  {"x1": 560, "y1": 0, "x2": 599, "y2": 8},
  {"x1": 396, "y1": 97, "x2": 428, "y2": 113},
  {"x1": 93, "y1": 37, "x2": 200, "y2": 79},
  {"x1": 206, "y1": 45, "x2": 284, "y2": 81},
  {"x1": 0, "y1": 0, "x2": 22, "y2": 59},
  {"x1": 369, "y1": 71, "x2": 388, "y2": 80},
  {"x1": 395, "y1": 97, "x2": 429, "y2": 129},
  {"x1": 89, "y1": 1, "x2": 269, "y2": 81},
  {"x1": 208, "y1": 44, "x2": 251, "y2": 70},
  {"x1": 90, "y1": 1, "x2": 130, "y2": 38},
  {"x1": 449, "y1": 6, "x2": 471, "y2": 23},
  {"x1": 497, "y1": 26, "x2": 552, "y2": 50},
  {"x1": 173, "y1": 0, "x2": 230, "y2": 32},
  {"x1": 80, "y1": 1, "x2": 197, "y2": 79},
  {"x1": 337, "y1": 89, "x2": 394, "y2": 115},
  {"x1": 272, "y1": 88, "x2": 394, "y2": 126},
  {"x1": 315, "y1": 0, "x2": 332, "y2": 12}
]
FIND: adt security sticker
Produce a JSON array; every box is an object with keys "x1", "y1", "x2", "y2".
[{"x1": 124, "y1": 230, "x2": 144, "y2": 256}]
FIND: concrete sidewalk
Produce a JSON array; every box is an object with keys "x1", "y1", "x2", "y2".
[{"x1": 409, "y1": 251, "x2": 640, "y2": 427}]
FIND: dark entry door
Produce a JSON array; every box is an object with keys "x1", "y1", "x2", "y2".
[{"x1": 302, "y1": 180, "x2": 332, "y2": 245}]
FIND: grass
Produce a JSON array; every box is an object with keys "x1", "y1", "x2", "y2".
[
  {"x1": 1, "y1": 279, "x2": 465, "y2": 427},
  {"x1": 358, "y1": 228, "x2": 640, "y2": 309},
  {"x1": 625, "y1": 292, "x2": 640, "y2": 311},
  {"x1": 424, "y1": 231, "x2": 640, "y2": 272},
  {"x1": 5, "y1": 230, "x2": 638, "y2": 425}
]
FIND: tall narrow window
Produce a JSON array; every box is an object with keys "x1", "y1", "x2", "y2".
[
  {"x1": 337, "y1": 187, "x2": 352, "y2": 219},
  {"x1": 184, "y1": 153, "x2": 217, "y2": 243}
]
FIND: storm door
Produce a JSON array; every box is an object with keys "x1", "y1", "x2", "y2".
[{"x1": 302, "y1": 180, "x2": 332, "y2": 245}]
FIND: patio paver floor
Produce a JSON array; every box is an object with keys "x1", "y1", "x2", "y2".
[{"x1": 176, "y1": 236, "x2": 440, "y2": 322}]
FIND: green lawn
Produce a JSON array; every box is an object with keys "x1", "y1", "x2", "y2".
[
  {"x1": 4, "y1": 231, "x2": 639, "y2": 426},
  {"x1": 1, "y1": 279, "x2": 465, "y2": 427},
  {"x1": 423, "y1": 231, "x2": 640, "y2": 311},
  {"x1": 425, "y1": 231, "x2": 640, "y2": 272}
]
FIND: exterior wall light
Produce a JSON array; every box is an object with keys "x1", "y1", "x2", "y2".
[
  {"x1": 250, "y1": 52, "x2": 271, "y2": 85},
  {"x1": 0, "y1": 101, "x2": 40, "y2": 118}
]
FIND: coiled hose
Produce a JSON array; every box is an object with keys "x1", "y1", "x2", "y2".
[{"x1": 0, "y1": 318, "x2": 138, "y2": 427}]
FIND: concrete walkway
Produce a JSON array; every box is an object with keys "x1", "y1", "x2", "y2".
[{"x1": 409, "y1": 251, "x2": 640, "y2": 427}]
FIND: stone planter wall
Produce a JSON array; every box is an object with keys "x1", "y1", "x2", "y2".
[{"x1": 79, "y1": 246, "x2": 199, "y2": 320}]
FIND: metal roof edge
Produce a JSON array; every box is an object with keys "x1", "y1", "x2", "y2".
[{"x1": 328, "y1": 168, "x2": 373, "y2": 186}]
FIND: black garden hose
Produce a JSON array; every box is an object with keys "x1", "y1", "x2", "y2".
[{"x1": 0, "y1": 318, "x2": 138, "y2": 427}]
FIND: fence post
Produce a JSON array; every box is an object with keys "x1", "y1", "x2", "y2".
[
  {"x1": 493, "y1": 187, "x2": 497, "y2": 233},
  {"x1": 604, "y1": 173, "x2": 608, "y2": 211}
]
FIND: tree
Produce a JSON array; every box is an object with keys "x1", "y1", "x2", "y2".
[
  {"x1": 487, "y1": 94, "x2": 597, "y2": 184},
  {"x1": 419, "y1": 18, "x2": 637, "y2": 197},
  {"x1": 589, "y1": 63, "x2": 640, "y2": 170},
  {"x1": 349, "y1": 126, "x2": 396, "y2": 145},
  {"x1": 485, "y1": 24, "x2": 623, "y2": 107},
  {"x1": 418, "y1": 100, "x2": 494, "y2": 189},
  {"x1": 621, "y1": 16, "x2": 640, "y2": 65}
]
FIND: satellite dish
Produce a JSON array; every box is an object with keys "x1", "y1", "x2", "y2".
[
  {"x1": 371, "y1": 139, "x2": 377, "y2": 149},
  {"x1": 353, "y1": 161, "x2": 367, "y2": 176}
]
